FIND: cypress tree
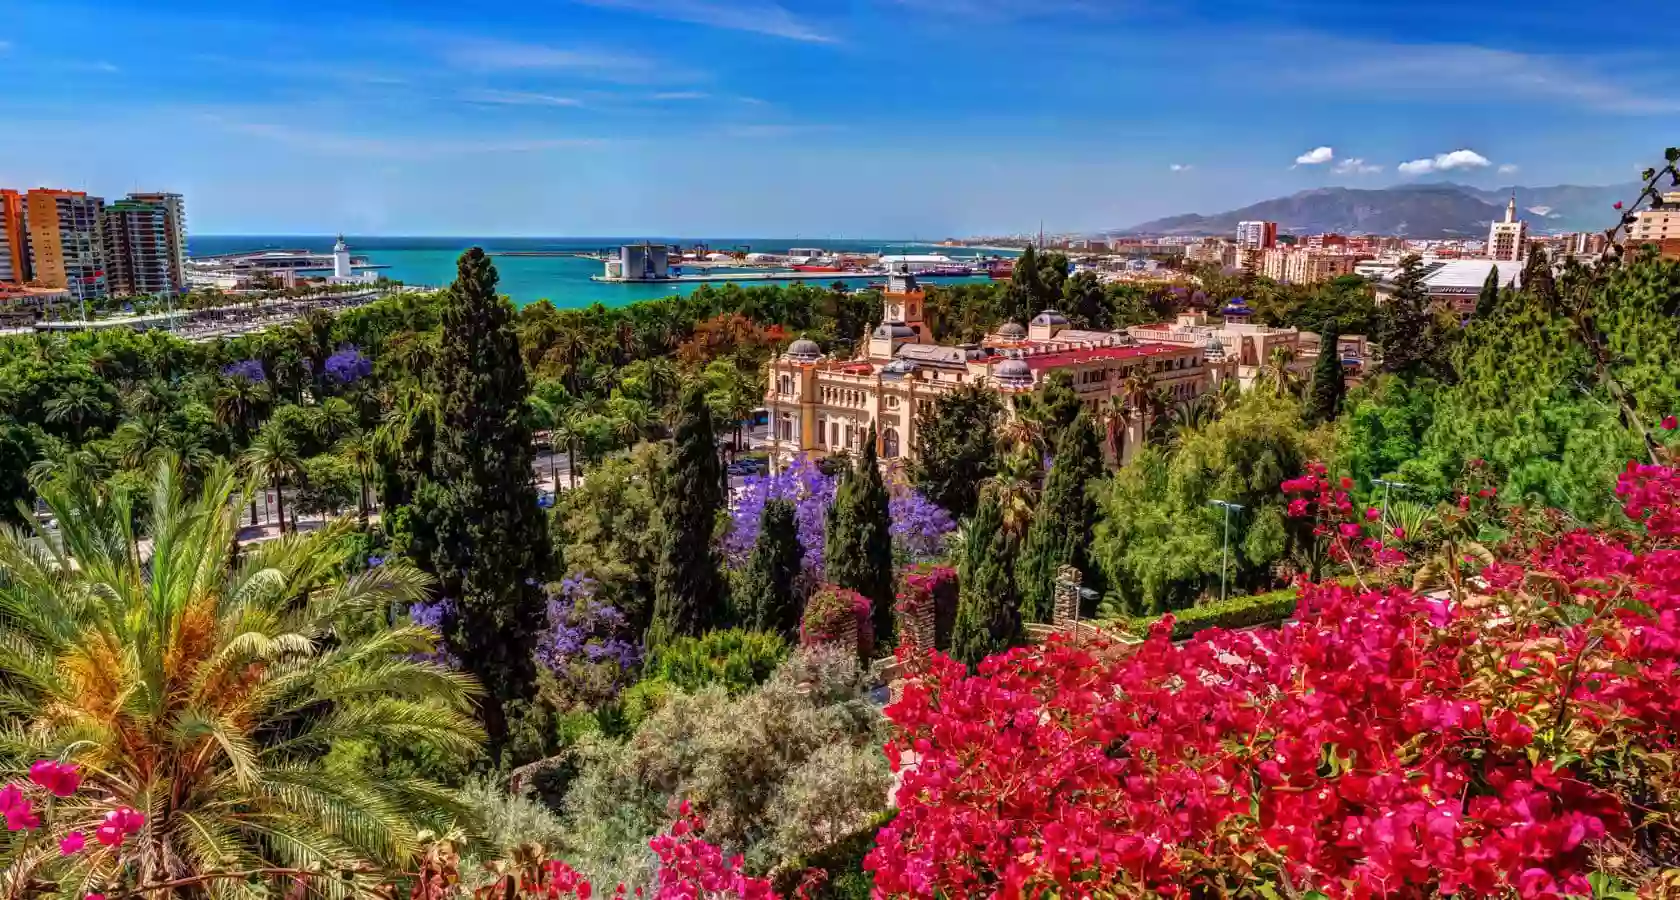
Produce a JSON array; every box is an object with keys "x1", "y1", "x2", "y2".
[
  {"x1": 1475, "y1": 265, "x2": 1501, "y2": 319},
  {"x1": 426, "y1": 248, "x2": 553, "y2": 748},
  {"x1": 1523, "y1": 247, "x2": 1559, "y2": 312},
  {"x1": 1023, "y1": 370, "x2": 1083, "y2": 450},
  {"x1": 649, "y1": 384, "x2": 726, "y2": 648},
  {"x1": 1377, "y1": 255, "x2": 1452, "y2": 381},
  {"x1": 825, "y1": 425, "x2": 896, "y2": 645},
  {"x1": 1306, "y1": 321, "x2": 1346, "y2": 424},
  {"x1": 909, "y1": 383, "x2": 1002, "y2": 520},
  {"x1": 951, "y1": 491, "x2": 1023, "y2": 667},
  {"x1": 1016, "y1": 412, "x2": 1102, "y2": 623},
  {"x1": 1007, "y1": 246, "x2": 1044, "y2": 324},
  {"x1": 741, "y1": 498, "x2": 803, "y2": 638}
]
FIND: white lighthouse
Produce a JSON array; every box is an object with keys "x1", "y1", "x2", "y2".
[{"x1": 332, "y1": 234, "x2": 353, "y2": 278}]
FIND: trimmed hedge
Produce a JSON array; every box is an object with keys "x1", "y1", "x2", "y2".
[
  {"x1": 1121, "y1": 586, "x2": 1299, "y2": 642},
  {"x1": 769, "y1": 809, "x2": 897, "y2": 899}
]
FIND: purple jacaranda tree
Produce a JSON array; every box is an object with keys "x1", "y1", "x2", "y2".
[
  {"x1": 726, "y1": 454, "x2": 955, "y2": 579},
  {"x1": 324, "y1": 345, "x2": 373, "y2": 385},
  {"x1": 536, "y1": 575, "x2": 640, "y2": 704},
  {"x1": 407, "y1": 597, "x2": 462, "y2": 669},
  {"x1": 222, "y1": 359, "x2": 266, "y2": 383}
]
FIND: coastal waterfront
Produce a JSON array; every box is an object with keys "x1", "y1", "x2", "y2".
[{"x1": 186, "y1": 236, "x2": 1015, "y2": 307}]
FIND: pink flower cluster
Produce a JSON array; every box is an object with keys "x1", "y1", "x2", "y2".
[
  {"x1": 94, "y1": 807, "x2": 146, "y2": 847},
  {"x1": 1281, "y1": 462, "x2": 1407, "y2": 568},
  {"x1": 865, "y1": 457, "x2": 1680, "y2": 899},
  {"x1": 648, "y1": 802, "x2": 775, "y2": 900}
]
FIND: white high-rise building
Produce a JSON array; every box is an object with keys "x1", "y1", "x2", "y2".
[
  {"x1": 1487, "y1": 194, "x2": 1529, "y2": 261},
  {"x1": 1236, "y1": 220, "x2": 1278, "y2": 250}
]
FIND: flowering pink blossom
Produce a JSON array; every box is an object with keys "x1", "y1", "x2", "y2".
[
  {"x1": 28, "y1": 760, "x2": 81, "y2": 797},
  {"x1": 60, "y1": 831, "x2": 86, "y2": 855}
]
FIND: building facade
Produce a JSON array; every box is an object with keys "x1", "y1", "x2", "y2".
[
  {"x1": 1236, "y1": 220, "x2": 1279, "y2": 250},
  {"x1": 123, "y1": 192, "x2": 187, "y2": 290},
  {"x1": 0, "y1": 189, "x2": 28, "y2": 284},
  {"x1": 764, "y1": 269, "x2": 1225, "y2": 470},
  {"x1": 1487, "y1": 195, "x2": 1529, "y2": 262},
  {"x1": 1627, "y1": 191, "x2": 1680, "y2": 260},
  {"x1": 1124, "y1": 313, "x2": 1310, "y2": 391},
  {"x1": 24, "y1": 189, "x2": 107, "y2": 299},
  {"x1": 102, "y1": 199, "x2": 177, "y2": 297}
]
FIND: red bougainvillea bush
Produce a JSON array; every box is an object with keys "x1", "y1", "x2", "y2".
[{"x1": 868, "y1": 456, "x2": 1680, "y2": 899}]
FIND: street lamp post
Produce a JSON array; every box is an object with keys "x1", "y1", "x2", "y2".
[
  {"x1": 1208, "y1": 499, "x2": 1245, "y2": 604},
  {"x1": 1372, "y1": 478, "x2": 1412, "y2": 528}
]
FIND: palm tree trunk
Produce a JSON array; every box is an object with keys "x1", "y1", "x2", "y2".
[
  {"x1": 249, "y1": 499, "x2": 258, "y2": 527},
  {"x1": 272, "y1": 474, "x2": 287, "y2": 534},
  {"x1": 358, "y1": 471, "x2": 370, "y2": 525},
  {"x1": 567, "y1": 439, "x2": 578, "y2": 489},
  {"x1": 549, "y1": 440, "x2": 558, "y2": 488}
]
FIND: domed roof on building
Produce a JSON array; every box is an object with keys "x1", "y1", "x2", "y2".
[
  {"x1": 1030, "y1": 309, "x2": 1069, "y2": 326},
  {"x1": 1203, "y1": 336, "x2": 1226, "y2": 359},
  {"x1": 881, "y1": 358, "x2": 917, "y2": 377},
  {"x1": 785, "y1": 338, "x2": 822, "y2": 362},
  {"x1": 993, "y1": 357, "x2": 1034, "y2": 389},
  {"x1": 873, "y1": 323, "x2": 918, "y2": 340},
  {"x1": 996, "y1": 321, "x2": 1027, "y2": 340}
]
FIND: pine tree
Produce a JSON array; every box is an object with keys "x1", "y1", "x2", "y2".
[
  {"x1": 825, "y1": 425, "x2": 896, "y2": 645},
  {"x1": 1475, "y1": 265, "x2": 1501, "y2": 319},
  {"x1": 909, "y1": 383, "x2": 1002, "y2": 520},
  {"x1": 1306, "y1": 321, "x2": 1346, "y2": 424},
  {"x1": 1016, "y1": 412, "x2": 1102, "y2": 623},
  {"x1": 1523, "y1": 247, "x2": 1559, "y2": 312},
  {"x1": 740, "y1": 498, "x2": 803, "y2": 638},
  {"x1": 649, "y1": 384, "x2": 726, "y2": 648},
  {"x1": 425, "y1": 247, "x2": 553, "y2": 748},
  {"x1": 1007, "y1": 246, "x2": 1044, "y2": 324},
  {"x1": 1378, "y1": 255, "x2": 1453, "y2": 381},
  {"x1": 1020, "y1": 370, "x2": 1083, "y2": 450},
  {"x1": 951, "y1": 491, "x2": 1023, "y2": 667}
]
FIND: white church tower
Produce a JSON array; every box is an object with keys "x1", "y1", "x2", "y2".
[{"x1": 332, "y1": 234, "x2": 353, "y2": 278}]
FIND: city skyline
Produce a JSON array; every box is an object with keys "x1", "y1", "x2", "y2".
[{"x1": 2, "y1": 0, "x2": 1675, "y2": 237}]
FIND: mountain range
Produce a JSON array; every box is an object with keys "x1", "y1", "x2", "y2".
[{"x1": 1116, "y1": 182, "x2": 1636, "y2": 239}]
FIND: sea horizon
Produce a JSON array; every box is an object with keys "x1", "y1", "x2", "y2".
[{"x1": 187, "y1": 235, "x2": 1014, "y2": 308}]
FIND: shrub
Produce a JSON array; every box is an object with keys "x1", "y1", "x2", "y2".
[
  {"x1": 1120, "y1": 585, "x2": 1299, "y2": 641},
  {"x1": 645, "y1": 628, "x2": 789, "y2": 694},
  {"x1": 769, "y1": 810, "x2": 896, "y2": 898},
  {"x1": 801, "y1": 585, "x2": 871, "y2": 659}
]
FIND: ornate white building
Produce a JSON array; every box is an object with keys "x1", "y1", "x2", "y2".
[{"x1": 764, "y1": 268, "x2": 1240, "y2": 470}]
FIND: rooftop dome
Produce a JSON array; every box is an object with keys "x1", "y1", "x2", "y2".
[
  {"x1": 873, "y1": 323, "x2": 918, "y2": 340},
  {"x1": 785, "y1": 338, "x2": 822, "y2": 362},
  {"x1": 1203, "y1": 336, "x2": 1226, "y2": 360},
  {"x1": 996, "y1": 322, "x2": 1027, "y2": 340},
  {"x1": 993, "y1": 357, "x2": 1034, "y2": 389},
  {"x1": 1030, "y1": 309, "x2": 1070, "y2": 326},
  {"x1": 881, "y1": 358, "x2": 917, "y2": 377}
]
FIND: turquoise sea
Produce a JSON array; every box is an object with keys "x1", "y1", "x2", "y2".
[{"x1": 187, "y1": 236, "x2": 1016, "y2": 308}]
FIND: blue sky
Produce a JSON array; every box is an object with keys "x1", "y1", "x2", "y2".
[{"x1": 2, "y1": 0, "x2": 1675, "y2": 236}]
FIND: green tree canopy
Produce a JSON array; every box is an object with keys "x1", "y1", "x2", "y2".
[
  {"x1": 909, "y1": 383, "x2": 1002, "y2": 520},
  {"x1": 649, "y1": 384, "x2": 727, "y2": 647},
  {"x1": 825, "y1": 426, "x2": 896, "y2": 644}
]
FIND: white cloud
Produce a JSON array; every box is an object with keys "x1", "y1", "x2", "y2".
[
  {"x1": 461, "y1": 90, "x2": 583, "y2": 107},
  {"x1": 440, "y1": 38, "x2": 667, "y2": 83},
  {"x1": 653, "y1": 91, "x2": 709, "y2": 100},
  {"x1": 1284, "y1": 39, "x2": 1680, "y2": 116},
  {"x1": 1497, "y1": 163, "x2": 1520, "y2": 174},
  {"x1": 1397, "y1": 149, "x2": 1491, "y2": 176},
  {"x1": 1169, "y1": 163, "x2": 1192, "y2": 172},
  {"x1": 1293, "y1": 146, "x2": 1334, "y2": 166},
  {"x1": 1528, "y1": 206, "x2": 1555, "y2": 217},
  {"x1": 1333, "y1": 158, "x2": 1381, "y2": 175},
  {"x1": 573, "y1": 0, "x2": 836, "y2": 43}
]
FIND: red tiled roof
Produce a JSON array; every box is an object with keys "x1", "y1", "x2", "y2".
[{"x1": 1019, "y1": 342, "x2": 1191, "y2": 372}]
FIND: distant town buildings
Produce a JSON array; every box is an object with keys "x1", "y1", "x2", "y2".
[
  {"x1": 1374, "y1": 258, "x2": 1524, "y2": 318},
  {"x1": 0, "y1": 186, "x2": 191, "y2": 303},
  {"x1": 1236, "y1": 220, "x2": 1279, "y2": 250},
  {"x1": 1487, "y1": 195, "x2": 1529, "y2": 262},
  {"x1": 1627, "y1": 191, "x2": 1680, "y2": 260}
]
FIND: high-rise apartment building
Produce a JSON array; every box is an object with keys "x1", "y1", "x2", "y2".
[
  {"x1": 1236, "y1": 220, "x2": 1279, "y2": 250},
  {"x1": 1487, "y1": 195, "x2": 1529, "y2": 262},
  {"x1": 24, "y1": 189, "x2": 107, "y2": 299},
  {"x1": 124, "y1": 192, "x2": 187, "y2": 289},
  {"x1": 102, "y1": 199, "x2": 177, "y2": 296},
  {"x1": 0, "y1": 189, "x2": 28, "y2": 284},
  {"x1": 1627, "y1": 192, "x2": 1680, "y2": 260}
]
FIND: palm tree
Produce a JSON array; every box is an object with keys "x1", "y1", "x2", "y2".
[
  {"x1": 214, "y1": 376, "x2": 271, "y2": 443},
  {"x1": 337, "y1": 431, "x2": 377, "y2": 524},
  {"x1": 243, "y1": 423, "x2": 302, "y2": 532},
  {"x1": 1257, "y1": 345, "x2": 1302, "y2": 398},
  {"x1": 607, "y1": 395, "x2": 653, "y2": 448},
  {"x1": 0, "y1": 459, "x2": 482, "y2": 896},
  {"x1": 111, "y1": 412, "x2": 174, "y2": 471},
  {"x1": 703, "y1": 361, "x2": 758, "y2": 455},
  {"x1": 1100, "y1": 394, "x2": 1134, "y2": 465},
  {"x1": 312, "y1": 396, "x2": 358, "y2": 446},
  {"x1": 43, "y1": 381, "x2": 107, "y2": 442}
]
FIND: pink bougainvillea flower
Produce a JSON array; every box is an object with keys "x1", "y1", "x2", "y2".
[
  {"x1": 1663, "y1": 415, "x2": 1677, "y2": 431},
  {"x1": 60, "y1": 832, "x2": 86, "y2": 856},
  {"x1": 28, "y1": 760, "x2": 81, "y2": 798},
  {"x1": 1614, "y1": 201, "x2": 1624, "y2": 209}
]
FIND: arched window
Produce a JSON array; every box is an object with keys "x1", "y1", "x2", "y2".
[
  {"x1": 778, "y1": 374, "x2": 792, "y2": 396},
  {"x1": 883, "y1": 427, "x2": 901, "y2": 459}
]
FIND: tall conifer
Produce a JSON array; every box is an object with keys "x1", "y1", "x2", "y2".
[
  {"x1": 825, "y1": 426, "x2": 896, "y2": 644},
  {"x1": 1307, "y1": 321, "x2": 1346, "y2": 424},
  {"x1": 1016, "y1": 412, "x2": 1102, "y2": 623},
  {"x1": 951, "y1": 491, "x2": 1023, "y2": 667},
  {"x1": 649, "y1": 384, "x2": 726, "y2": 648},
  {"x1": 741, "y1": 498, "x2": 803, "y2": 638}
]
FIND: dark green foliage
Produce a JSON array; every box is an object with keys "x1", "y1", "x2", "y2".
[
  {"x1": 1306, "y1": 321, "x2": 1346, "y2": 424},
  {"x1": 650, "y1": 384, "x2": 726, "y2": 647},
  {"x1": 424, "y1": 248, "x2": 554, "y2": 747},
  {"x1": 1338, "y1": 375, "x2": 1439, "y2": 491},
  {"x1": 1019, "y1": 370, "x2": 1082, "y2": 450},
  {"x1": 1062, "y1": 270, "x2": 1108, "y2": 329},
  {"x1": 1522, "y1": 247, "x2": 1559, "y2": 311},
  {"x1": 950, "y1": 492, "x2": 1023, "y2": 666},
  {"x1": 1122, "y1": 585, "x2": 1299, "y2": 641},
  {"x1": 1377, "y1": 255, "x2": 1455, "y2": 381},
  {"x1": 644, "y1": 628, "x2": 789, "y2": 694},
  {"x1": 740, "y1": 498, "x2": 804, "y2": 638},
  {"x1": 1016, "y1": 413, "x2": 1102, "y2": 623},
  {"x1": 1476, "y1": 265, "x2": 1502, "y2": 319},
  {"x1": 768, "y1": 810, "x2": 897, "y2": 899},
  {"x1": 908, "y1": 383, "x2": 1002, "y2": 519},
  {"x1": 824, "y1": 427, "x2": 896, "y2": 645}
]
